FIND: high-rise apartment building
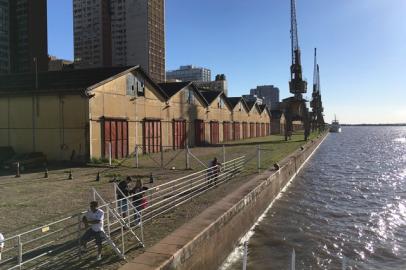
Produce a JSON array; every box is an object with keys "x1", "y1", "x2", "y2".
[
  {"x1": 0, "y1": 0, "x2": 48, "y2": 74},
  {"x1": 166, "y1": 65, "x2": 211, "y2": 82},
  {"x1": 250, "y1": 85, "x2": 280, "y2": 109},
  {"x1": 73, "y1": 0, "x2": 112, "y2": 69},
  {"x1": 0, "y1": 0, "x2": 10, "y2": 73},
  {"x1": 73, "y1": 0, "x2": 165, "y2": 82}
]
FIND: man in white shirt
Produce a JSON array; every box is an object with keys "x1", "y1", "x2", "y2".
[
  {"x1": 80, "y1": 201, "x2": 105, "y2": 261},
  {"x1": 0, "y1": 232, "x2": 4, "y2": 261}
]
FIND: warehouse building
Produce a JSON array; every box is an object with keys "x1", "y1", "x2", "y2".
[{"x1": 0, "y1": 66, "x2": 272, "y2": 161}]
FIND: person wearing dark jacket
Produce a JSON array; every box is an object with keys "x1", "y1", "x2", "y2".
[
  {"x1": 209, "y1": 157, "x2": 221, "y2": 187},
  {"x1": 117, "y1": 176, "x2": 131, "y2": 218},
  {"x1": 131, "y1": 178, "x2": 148, "y2": 224}
]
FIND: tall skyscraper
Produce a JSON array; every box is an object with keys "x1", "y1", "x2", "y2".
[
  {"x1": 73, "y1": 0, "x2": 165, "y2": 82},
  {"x1": 0, "y1": 0, "x2": 48, "y2": 74},
  {"x1": 250, "y1": 85, "x2": 280, "y2": 109}
]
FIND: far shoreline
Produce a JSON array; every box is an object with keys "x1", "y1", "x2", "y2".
[{"x1": 341, "y1": 124, "x2": 406, "y2": 127}]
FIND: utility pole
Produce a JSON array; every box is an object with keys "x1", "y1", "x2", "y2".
[
  {"x1": 34, "y1": 57, "x2": 38, "y2": 89},
  {"x1": 32, "y1": 57, "x2": 38, "y2": 152}
]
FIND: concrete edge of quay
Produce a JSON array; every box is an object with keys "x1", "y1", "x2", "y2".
[{"x1": 119, "y1": 132, "x2": 329, "y2": 270}]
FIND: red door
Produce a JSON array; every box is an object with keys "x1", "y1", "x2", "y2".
[
  {"x1": 117, "y1": 121, "x2": 123, "y2": 157},
  {"x1": 233, "y1": 122, "x2": 240, "y2": 140},
  {"x1": 123, "y1": 122, "x2": 128, "y2": 156},
  {"x1": 195, "y1": 119, "x2": 205, "y2": 146},
  {"x1": 256, "y1": 123, "x2": 260, "y2": 137},
  {"x1": 143, "y1": 120, "x2": 161, "y2": 153},
  {"x1": 173, "y1": 120, "x2": 187, "y2": 149},
  {"x1": 104, "y1": 120, "x2": 111, "y2": 158},
  {"x1": 242, "y1": 122, "x2": 248, "y2": 139},
  {"x1": 250, "y1": 123, "x2": 255, "y2": 138},
  {"x1": 210, "y1": 121, "x2": 219, "y2": 144},
  {"x1": 103, "y1": 119, "x2": 128, "y2": 159},
  {"x1": 223, "y1": 122, "x2": 230, "y2": 142}
]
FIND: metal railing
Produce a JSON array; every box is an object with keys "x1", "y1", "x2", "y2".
[
  {"x1": 113, "y1": 156, "x2": 245, "y2": 227},
  {"x1": 0, "y1": 156, "x2": 245, "y2": 270}
]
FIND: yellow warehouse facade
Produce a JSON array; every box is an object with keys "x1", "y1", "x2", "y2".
[{"x1": 0, "y1": 66, "x2": 272, "y2": 161}]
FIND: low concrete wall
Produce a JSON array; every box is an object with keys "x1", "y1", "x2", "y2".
[{"x1": 120, "y1": 133, "x2": 328, "y2": 270}]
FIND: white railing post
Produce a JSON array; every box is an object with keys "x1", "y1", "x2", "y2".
[
  {"x1": 160, "y1": 145, "x2": 164, "y2": 168},
  {"x1": 109, "y1": 142, "x2": 112, "y2": 166},
  {"x1": 77, "y1": 214, "x2": 82, "y2": 253},
  {"x1": 126, "y1": 198, "x2": 130, "y2": 226},
  {"x1": 257, "y1": 145, "x2": 260, "y2": 173},
  {"x1": 106, "y1": 210, "x2": 111, "y2": 237},
  {"x1": 121, "y1": 226, "x2": 125, "y2": 254},
  {"x1": 242, "y1": 241, "x2": 248, "y2": 270},
  {"x1": 114, "y1": 184, "x2": 118, "y2": 213},
  {"x1": 139, "y1": 210, "x2": 145, "y2": 247},
  {"x1": 18, "y1": 235, "x2": 22, "y2": 269},
  {"x1": 223, "y1": 144, "x2": 226, "y2": 163},
  {"x1": 185, "y1": 145, "x2": 190, "y2": 169},
  {"x1": 135, "y1": 145, "x2": 139, "y2": 168},
  {"x1": 291, "y1": 248, "x2": 296, "y2": 270}
]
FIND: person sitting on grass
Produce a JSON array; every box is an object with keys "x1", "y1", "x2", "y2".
[{"x1": 80, "y1": 201, "x2": 105, "y2": 261}]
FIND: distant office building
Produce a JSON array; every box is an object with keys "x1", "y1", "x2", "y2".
[
  {"x1": 73, "y1": 0, "x2": 165, "y2": 82},
  {"x1": 0, "y1": 0, "x2": 48, "y2": 74},
  {"x1": 48, "y1": 56, "x2": 74, "y2": 71},
  {"x1": 166, "y1": 65, "x2": 211, "y2": 82},
  {"x1": 250, "y1": 85, "x2": 280, "y2": 109},
  {"x1": 194, "y1": 74, "x2": 228, "y2": 96},
  {"x1": 242, "y1": 94, "x2": 264, "y2": 105}
]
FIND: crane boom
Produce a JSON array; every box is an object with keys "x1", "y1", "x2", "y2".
[
  {"x1": 313, "y1": 48, "x2": 321, "y2": 93},
  {"x1": 291, "y1": 0, "x2": 299, "y2": 65},
  {"x1": 313, "y1": 48, "x2": 318, "y2": 92},
  {"x1": 289, "y1": 0, "x2": 307, "y2": 97}
]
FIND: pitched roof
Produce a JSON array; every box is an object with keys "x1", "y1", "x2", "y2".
[
  {"x1": 0, "y1": 66, "x2": 130, "y2": 94},
  {"x1": 0, "y1": 66, "x2": 168, "y2": 99},
  {"x1": 199, "y1": 90, "x2": 223, "y2": 105},
  {"x1": 158, "y1": 81, "x2": 208, "y2": 105},
  {"x1": 226, "y1": 97, "x2": 242, "y2": 109},
  {"x1": 258, "y1": 104, "x2": 267, "y2": 113},
  {"x1": 244, "y1": 100, "x2": 256, "y2": 111},
  {"x1": 158, "y1": 81, "x2": 191, "y2": 98}
]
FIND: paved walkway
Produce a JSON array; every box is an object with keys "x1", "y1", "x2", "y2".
[{"x1": 119, "y1": 167, "x2": 274, "y2": 270}]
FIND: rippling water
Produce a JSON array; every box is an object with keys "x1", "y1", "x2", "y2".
[{"x1": 221, "y1": 127, "x2": 406, "y2": 270}]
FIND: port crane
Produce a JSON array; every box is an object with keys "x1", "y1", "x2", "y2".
[
  {"x1": 310, "y1": 48, "x2": 325, "y2": 132},
  {"x1": 282, "y1": 0, "x2": 311, "y2": 141}
]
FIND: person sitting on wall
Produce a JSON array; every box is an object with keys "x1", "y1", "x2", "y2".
[
  {"x1": 208, "y1": 157, "x2": 221, "y2": 187},
  {"x1": 131, "y1": 178, "x2": 149, "y2": 225},
  {"x1": 80, "y1": 201, "x2": 105, "y2": 261},
  {"x1": 117, "y1": 176, "x2": 131, "y2": 218}
]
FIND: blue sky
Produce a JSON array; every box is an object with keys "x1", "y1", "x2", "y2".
[{"x1": 47, "y1": 0, "x2": 406, "y2": 124}]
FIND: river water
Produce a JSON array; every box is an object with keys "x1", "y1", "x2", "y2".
[{"x1": 221, "y1": 127, "x2": 406, "y2": 270}]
